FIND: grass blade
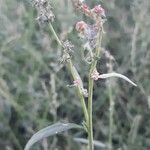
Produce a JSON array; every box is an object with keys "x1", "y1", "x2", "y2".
[
  {"x1": 99, "y1": 72, "x2": 137, "y2": 86},
  {"x1": 24, "y1": 122, "x2": 82, "y2": 150}
]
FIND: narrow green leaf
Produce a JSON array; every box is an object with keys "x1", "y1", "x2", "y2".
[
  {"x1": 99, "y1": 72, "x2": 137, "y2": 86},
  {"x1": 24, "y1": 122, "x2": 82, "y2": 150}
]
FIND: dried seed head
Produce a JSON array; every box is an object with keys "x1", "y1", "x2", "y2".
[
  {"x1": 63, "y1": 40, "x2": 74, "y2": 52},
  {"x1": 60, "y1": 52, "x2": 71, "y2": 63},
  {"x1": 83, "y1": 25, "x2": 98, "y2": 49},
  {"x1": 33, "y1": 0, "x2": 47, "y2": 7},
  {"x1": 32, "y1": 0, "x2": 55, "y2": 24},
  {"x1": 75, "y1": 21, "x2": 88, "y2": 32}
]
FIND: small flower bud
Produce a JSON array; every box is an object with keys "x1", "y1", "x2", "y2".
[
  {"x1": 92, "y1": 5, "x2": 105, "y2": 16},
  {"x1": 91, "y1": 69, "x2": 100, "y2": 80},
  {"x1": 73, "y1": 78, "x2": 81, "y2": 86},
  {"x1": 82, "y1": 3, "x2": 90, "y2": 14},
  {"x1": 75, "y1": 21, "x2": 88, "y2": 32}
]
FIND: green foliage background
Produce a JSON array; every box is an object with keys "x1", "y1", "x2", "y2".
[{"x1": 0, "y1": 0, "x2": 149, "y2": 149}]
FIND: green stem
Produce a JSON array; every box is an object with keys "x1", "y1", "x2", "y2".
[
  {"x1": 88, "y1": 77, "x2": 94, "y2": 150},
  {"x1": 88, "y1": 29, "x2": 103, "y2": 150},
  {"x1": 49, "y1": 23, "x2": 62, "y2": 46},
  {"x1": 68, "y1": 60, "x2": 89, "y2": 123},
  {"x1": 108, "y1": 80, "x2": 114, "y2": 150},
  {"x1": 48, "y1": 23, "x2": 88, "y2": 124}
]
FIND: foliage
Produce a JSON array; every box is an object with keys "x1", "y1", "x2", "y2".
[{"x1": 0, "y1": 0, "x2": 149, "y2": 150}]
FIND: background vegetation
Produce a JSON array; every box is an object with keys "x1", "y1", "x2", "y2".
[{"x1": 0, "y1": 0, "x2": 149, "y2": 149}]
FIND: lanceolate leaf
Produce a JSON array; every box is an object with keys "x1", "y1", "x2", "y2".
[
  {"x1": 99, "y1": 72, "x2": 137, "y2": 86},
  {"x1": 24, "y1": 122, "x2": 83, "y2": 150},
  {"x1": 74, "y1": 138, "x2": 106, "y2": 148}
]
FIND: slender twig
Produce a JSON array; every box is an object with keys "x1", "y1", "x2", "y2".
[
  {"x1": 88, "y1": 28, "x2": 103, "y2": 150},
  {"x1": 48, "y1": 23, "x2": 89, "y2": 124},
  {"x1": 49, "y1": 23, "x2": 62, "y2": 46}
]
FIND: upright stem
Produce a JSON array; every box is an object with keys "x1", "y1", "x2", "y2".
[
  {"x1": 48, "y1": 23, "x2": 89, "y2": 123},
  {"x1": 68, "y1": 59, "x2": 89, "y2": 123},
  {"x1": 49, "y1": 23, "x2": 62, "y2": 46},
  {"x1": 88, "y1": 29, "x2": 102, "y2": 150},
  {"x1": 108, "y1": 80, "x2": 114, "y2": 150},
  {"x1": 88, "y1": 76, "x2": 94, "y2": 150}
]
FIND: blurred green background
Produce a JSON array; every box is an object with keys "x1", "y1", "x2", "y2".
[{"x1": 0, "y1": 0, "x2": 149, "y2": 150}]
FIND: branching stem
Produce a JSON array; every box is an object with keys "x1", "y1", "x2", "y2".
[
  {"x1": 88, "y1": 28, "x2": 103, "y2": 150},
  {"x1": 48, "y1": 23, "x2": 89, "y2": 124},
  {"x1": 108, "y1": 80, "x2": 114, "y2": 150}
]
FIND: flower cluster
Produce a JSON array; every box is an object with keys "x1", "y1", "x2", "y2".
[
  {"x1": 76, "y1": 22, "x2": 99, "y2": 51},
  {"x1": 92, "y1": 5, "x2": 105, "y2": 16},
  {"x1": 32, "y1": 0, "x2": 55, "y2": 24},
  {"x1": 75, "y1": 21, "x2": 87, "y2": 33},
  {"x1": 72, "y1": 79, "x2": 88, "y2": 97},
  {"x1": 72, "y1": 0, "x2": 106, "y2": 20},
  {"x1": 75, "y1": 2, "x2": 106, "y2": 49},
  {"x1": 63, "y1": 40, "x2": 74, "y2": 53},
  {"x1": 81, "y1": 3, "x2": 90, "y2": 14},
  {"x1": 91, "y1": 69, "x2": 100, "y2": 80}
]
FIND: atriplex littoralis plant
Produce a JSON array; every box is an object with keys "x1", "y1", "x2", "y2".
[{"x1": 25, "y1": 0, "x2": 137, "y2": 150}]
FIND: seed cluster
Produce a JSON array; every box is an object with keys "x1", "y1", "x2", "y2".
[{"x1": 32, "y1": 0, "x2": 55, "y2": 24}]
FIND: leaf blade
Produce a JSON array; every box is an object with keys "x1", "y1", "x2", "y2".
[
  {"x1": 99, "y1": 72, "x2": 137, "y2": 86},
  {"x1": 24, "y1": 122, "x2": 82, "y2": 150}
]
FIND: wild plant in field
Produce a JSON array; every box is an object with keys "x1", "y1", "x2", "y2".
[{"x1": 25, "y1": 0, "x2": 137, "y2": 150}]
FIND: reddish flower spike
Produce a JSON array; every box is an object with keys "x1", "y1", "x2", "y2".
[
  {"x1": 75, "y1": 21, "x2": 87, "y2": 32},
  {"x1": 82, "y1": 3, "x2": 90, "y2": 13},
  {"x1": 92, "y1": 5, "x2": 105, "y2": 15}
]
